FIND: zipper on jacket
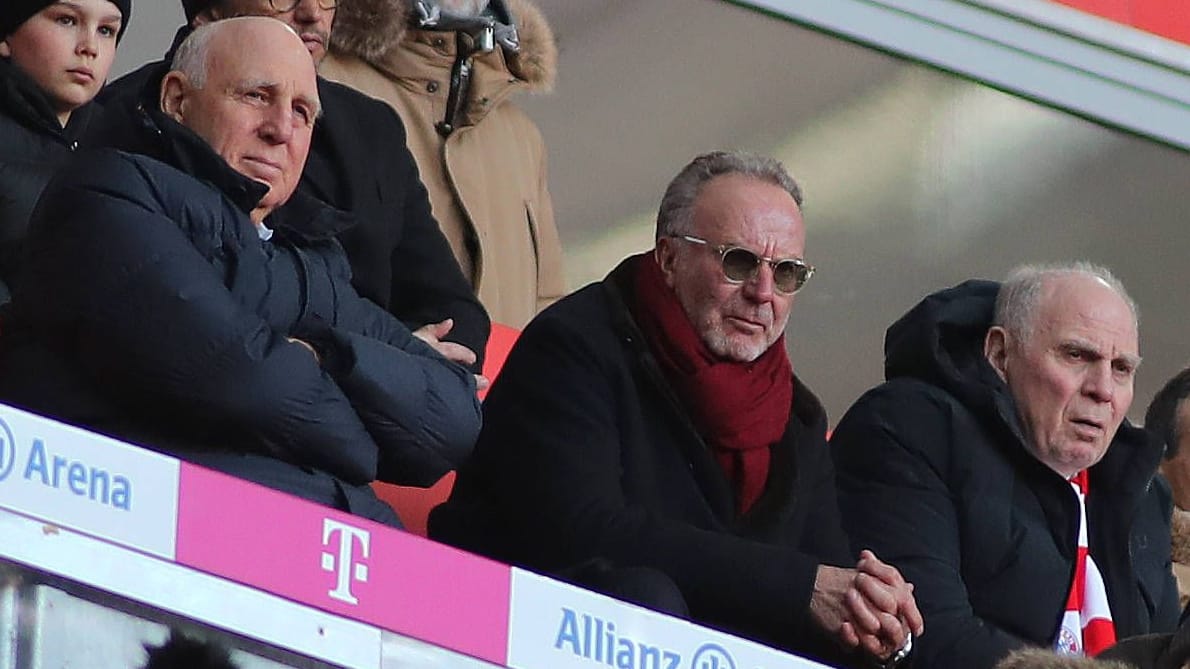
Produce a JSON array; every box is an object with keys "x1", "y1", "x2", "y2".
[{"x1": 436, "y1": 29, "x2": 487, "y2": 137}]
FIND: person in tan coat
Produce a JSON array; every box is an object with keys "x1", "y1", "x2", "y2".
[{"x1": 322, "y1": 0, "x2": 565, "y2": 329}]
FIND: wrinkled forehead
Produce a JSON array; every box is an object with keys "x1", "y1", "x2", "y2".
[
  {"x1": 1035, "y1": 275, "x2": 1139, "y2": 347},
  {"x1": 694, "y1": 176, "x2": 805, "y2": 253},
  {"x1": 209, "y1": 27, "x2": 318, "y2": 96}
]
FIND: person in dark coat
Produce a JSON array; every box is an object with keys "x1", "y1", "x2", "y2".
[
  {"x1": 430, "y1": 151, "x2": 922, "y2": 667},
  {"x1": 88, "y1": 0, "x2": 490, "y2": 376},
  {"x1": 1098, "y1": 613, "x2": 1190, "y2": 669},
  {"x1": 1144, "y1": 367, "x2": 1190, "y2": 608},
  {"x1": 832, "y1": 265, "x2": 1179, "y2": 669},
  {"x1": 0, "y1": 17, "x2": 481, "y2": 526},
  {"x1": 0, "y1": 0, "x2": 130, "y2": 303}
]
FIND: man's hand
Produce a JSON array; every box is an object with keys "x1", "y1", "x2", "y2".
[
  {"x1": 413, "y1": 319, "x2": 489, "y2": 392},
  {"x1": 809, "y1": 564, "x2": 860, "y2": 640},
  {"x1": 810, "y1": 551, "x2": 923, "y2": 661},
  {"x1": 413, "y1": 319, "x2": 477, "y2": 365},
  {"x1": 844, "y1": 550, "x2": 924, "y2": 659}
]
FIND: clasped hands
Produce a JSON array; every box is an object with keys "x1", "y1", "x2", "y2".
[{"x1": 810, "y1": 549, "x2": 924, "y2": 663}]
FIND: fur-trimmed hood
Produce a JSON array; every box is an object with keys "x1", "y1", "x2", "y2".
[
  {"x1": 331, "y1": 0, "x2": 556, "y2": 91},
  {"x1": 1172, "y1": 507, "x2": 1190, "y2": 565},
  {"x1": 994, "y1": 649, "x2": 1129, "y2": 669}
]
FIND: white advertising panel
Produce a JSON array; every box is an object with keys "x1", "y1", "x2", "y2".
[
  {"x1": 0, "y1": 404, "x2": 180, "y2": 559},
  {"x1": 508, "y1": 568, "x2": 829, "y2": 669}
]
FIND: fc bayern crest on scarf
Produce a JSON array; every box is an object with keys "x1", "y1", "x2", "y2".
[
  {"x1": 1054, "y1": 470, "x2": 1117, "y2": 657},
  {"x1": 1056, "y1": 627, "x2": 1081, "y2": 655}
]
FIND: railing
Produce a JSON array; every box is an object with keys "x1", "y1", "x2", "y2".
[
  {"x1": 0, "y1": 403, "x2": 827, "y2": 669},
  {"x1": 732, "y1": 0, "x2": 1190, "y2": 150}
]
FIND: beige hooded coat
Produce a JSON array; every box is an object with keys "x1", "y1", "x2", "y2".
[{"x1": 322, "y1": 0, "x2": 564, "y2": 329}]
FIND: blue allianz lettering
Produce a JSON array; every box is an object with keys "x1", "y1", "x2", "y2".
[
  {"x1": 554, "y1": 608, "x2": 679, "y2": 669},
  {"x1": 690, "y1": 643, "x2": 737, "y2": 669},
  {"x1": 23, "y1": 439, "x2": 131, "y2": 510}
]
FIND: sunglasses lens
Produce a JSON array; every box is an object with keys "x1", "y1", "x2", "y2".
[
  {"x1": 711, "y1": 242, "x2": 812, "y2": 294},
  {"x1": 773, "y1": 261, "x2": 808, "y2": 293},
  {"x1": 721, "y1": 248, "x2": 761, "y2": 282}
]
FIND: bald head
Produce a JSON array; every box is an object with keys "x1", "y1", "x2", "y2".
[
  {"x1": 170, "y1": 17, "x2": 316, "y2": 98},
  {"x1": 161, "y1": 17, "x2": 321, "y2": 223}
]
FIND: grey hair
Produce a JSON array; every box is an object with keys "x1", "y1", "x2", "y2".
[
  {"x1": 993, "y1": 262, "x2": 1139, "y2": 341},
  {"x1": 655, "y1": 150, "x2": 804, "y2": 240},
  {"x1": 170, "y1": 21, "x2": 222, "y2": 89}
]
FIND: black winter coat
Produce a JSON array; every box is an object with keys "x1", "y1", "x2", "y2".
[
  {"x1": 831, "y1": 280, "x2": 1179, "y2": 669},
  {"x1": 91, "y1": 28, "x2": 490, "y2": 371},
  {"x1": 0, "y1": 107, "x2": 481, "y2": 521},
  {"x1": 0, "y1": 58, "x2": 99, "y2": 302},
  {"x1": 431, "y1": 256, "x2": 852, "y2": 658}
]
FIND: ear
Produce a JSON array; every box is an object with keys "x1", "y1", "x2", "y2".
[
  {"x1": 0, "y1": 40, "x2": 11, "y2": 58},
  {"x1": 654, "y1": 236, "x2": 679, "y2": 289},
  {"x1": 984, "y1": 326, "x2": 1010, "y2": 381},
  {"x1": 159, "y1": 71, "x2": 189, "y2": 124}
]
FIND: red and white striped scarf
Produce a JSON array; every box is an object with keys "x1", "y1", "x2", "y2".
[{"x1": 1054, "y1": 470, "x2": 1117, "y2": 656}]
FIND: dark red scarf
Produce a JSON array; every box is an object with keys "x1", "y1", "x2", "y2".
[{"x1": 630, "y1": 254, "x2": 793, "y2": 514}]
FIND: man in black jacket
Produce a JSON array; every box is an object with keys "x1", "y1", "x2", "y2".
[
  {"x1": 430, "y1": 151, "x2": 922, "y2": 666},
  {"x1": 832, "y1": 265, "x2": 1179, "y2": 669},
  {"x1": 90, "y1": 0, "x2": 490, "y2": 376},
  {"x1": 0, "y1": 16, "x2": 481, "y2": 525},
  {"x1": 1144, "y1": 366, "x2": 1190, "y2": 607}
]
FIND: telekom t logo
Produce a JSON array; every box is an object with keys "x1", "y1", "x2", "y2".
[{"x1": 321, "y1": 519, "x2": 371, "y2": 605}]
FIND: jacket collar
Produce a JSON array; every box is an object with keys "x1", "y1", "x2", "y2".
[
  {"x1": 329, "y1": 0, "x2": 556, "y2": 92},
  {"x1": 0, "y1": 57, "x2": 96, "y2": 144},
  {"x1": 138, "y1": 102, "x2": 269, "y2": 216},
  {"x1": 135, "y1": 84, "x2": 354, "y2": 242}
]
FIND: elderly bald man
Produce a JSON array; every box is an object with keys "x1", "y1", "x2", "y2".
[
  {"x1": 93, "y1": 0, "x2": 491, "y2": 378},
  {"x1": 832, "y1": 264, "x2": 1179, "y2": 668},
  {"x1": 0, "y1": 17, "x2": 481, "y2": 526}
]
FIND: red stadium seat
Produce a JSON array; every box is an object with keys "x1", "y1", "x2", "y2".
[{"x1": 372, "y1": 323, "x2": 521, "y2": 535}]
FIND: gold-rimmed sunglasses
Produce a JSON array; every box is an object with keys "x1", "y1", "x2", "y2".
[{"x1": 673, "y1": 235, "x2": 815, "y2": 294}]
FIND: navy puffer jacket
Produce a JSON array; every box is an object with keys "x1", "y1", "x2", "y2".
[
  {"x1": 0, "y1": 108, "x2": 480, "y2": 491},
  {"x1": 92, "y1": 26, "x2": 490, "y2": 372}
]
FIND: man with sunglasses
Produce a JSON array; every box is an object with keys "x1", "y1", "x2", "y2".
[
  {"x1": 431, "y1": 151, "x2": 922, "y2": 666},
  {"x1": 89, "y1": 0, "x2": 491, "y2": 379}
]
